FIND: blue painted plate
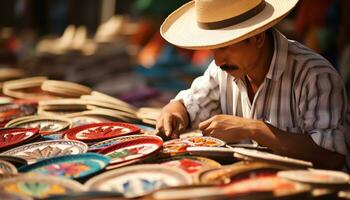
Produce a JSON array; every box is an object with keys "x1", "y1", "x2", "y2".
[{"x1": 19, "y1": 153, "x2": 110, "y2": 180}]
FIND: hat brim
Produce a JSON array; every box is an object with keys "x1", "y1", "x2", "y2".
[{"x1": 160, "y1": 0, "x2": 298, "y2": 50}]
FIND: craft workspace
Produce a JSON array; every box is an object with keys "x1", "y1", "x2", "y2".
[{"x1": 1, "y1": 0, "x2": 350, "y2": 199}]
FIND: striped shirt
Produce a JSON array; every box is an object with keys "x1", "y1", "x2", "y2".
[{"x1": 173, "y1": 29, "x2": 350, "y2": 170}]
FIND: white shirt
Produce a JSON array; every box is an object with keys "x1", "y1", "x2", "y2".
[{"x1": 173, "y1": 29, "x2": 350, "y2": 170}]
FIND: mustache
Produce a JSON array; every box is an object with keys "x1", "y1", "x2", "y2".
[{"x1": 220, "y1": 65, "x2": 239, "y2": 71}]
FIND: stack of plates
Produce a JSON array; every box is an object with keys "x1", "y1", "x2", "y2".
[
  {"x1": 0, "y1": 68, "x2": 26, "y2": 90},
  {"x1": 136, "y1": 107, "x2": 161, "y2": 126},
  {"x1": 41, "y1": 80, "x2": 92, "y2": 98},
  {"x1": 38, "y1": 91, "x2": 140, "y2": 123},
  {"x1": 5, "y1": 115, "x2": 71, "y2": 136},
  {"x1": 2, "y1": 77, "x2": 57, "y2": 100}
]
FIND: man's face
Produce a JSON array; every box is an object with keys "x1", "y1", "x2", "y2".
[{"x1": 212, "y1": 39, "x2": 260, "y2": 78}]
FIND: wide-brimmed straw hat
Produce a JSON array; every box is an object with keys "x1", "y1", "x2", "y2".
[{"x1": 160, "y1": 0, "x2": 299, "y2": 50}]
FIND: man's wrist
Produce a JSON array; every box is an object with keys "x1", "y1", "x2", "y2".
[{"x1": 248, "y1": 120, "x2": 265, "y2": 141}]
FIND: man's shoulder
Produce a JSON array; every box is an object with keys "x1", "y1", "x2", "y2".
[{"x1": 286, "y1": 40, "x2": 336, "y2": 72}]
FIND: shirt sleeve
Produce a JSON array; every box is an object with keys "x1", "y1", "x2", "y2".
[
  {"x1": 300, "y1": 71, "x2": 349, "y2": 156},
  {"x1": 172, "y1": 61, "x2": 222, "y2": 127}
]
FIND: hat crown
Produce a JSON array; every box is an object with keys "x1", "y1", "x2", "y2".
[{"x1": 195, "y1": 0, "x2": 263, "y2": 23}]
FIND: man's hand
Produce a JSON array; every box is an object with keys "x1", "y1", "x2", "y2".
[
  {"x1": 156, "y1": 101, "x2": 189, "y2": 138},
  {"x1": 199, "y1": 115, "x2": 258, "y2": 143}
]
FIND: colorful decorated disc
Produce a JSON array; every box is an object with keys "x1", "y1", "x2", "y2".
[
  {"x1": 0, "y1": 160, "x2": 18, "y2": 174},
  {"x1": 64, "y1": 122, "x2": 140, "y2": 142},
  {"x1": 232, "y1": 147, "x2": 313, "y2": 168},
  {"x1": 0, "y1": 174, "x2": 84, "y2": 198},
  {"x1": 278, "y1": 169, "x2": 350, "y2": 185},
  {"x1": 198, "y1": 162, "x2": 287, "y2": 185},
  {"x1": 1, "y1": 139, "x2": 88, "y2": 164},
  {"x1": 163, "y1": 137, "x2": 226, "y2": 154},
  {"x1": 0, "y1": 191, "x2": 33, "y2": 200},
  {"x1": 98, "y1": 137, "x2": 163, "y2": 165},
  {"x1": 0, "y1": 128, "x2": 39, "y2": 150},
  {"x1": 85, "y1": 164, "x2": 192, "y2": 198},
  {"x1": 159, "y1": 156, "x2": 221, "y2": 175},
  {"x1": 5, "y1": 116, "x2": 71, "y2": 136},
  {"x1": 89, "y1": 135, "x2": 162, "y2": 152},
  {"x1": 19, "y1": 153, "x2": 110, "y2": 180},
  {"x1": 223, "y1": 175, "x2": 310, "y2": 198}
]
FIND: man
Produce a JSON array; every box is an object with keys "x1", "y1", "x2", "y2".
[{"x1": 156, "y1": 0, "x2": 350, "y2": 171}]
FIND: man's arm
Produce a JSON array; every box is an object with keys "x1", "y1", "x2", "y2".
[
  {"x1": 199, "y1": 115, "x2": 345, "y2": 170},
  {"x1": 254, "y1": 121, "x2": 345, "y2": 170},
  {"x1": 157, "y1": 61, "x2": 222, "y2": 137}
]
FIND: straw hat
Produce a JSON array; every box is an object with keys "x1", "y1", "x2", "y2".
[{"x1": 160, "y1": 0, "x2": 299, "y2": 50}]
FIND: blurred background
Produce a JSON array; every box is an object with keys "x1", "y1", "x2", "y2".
[{"x1": 0, "y1": 0, "x2": 349, "y2": 108}]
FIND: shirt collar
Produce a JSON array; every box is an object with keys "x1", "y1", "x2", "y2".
[{"x1": 265, "y1": 28, "x2": 289, "y2": 80}]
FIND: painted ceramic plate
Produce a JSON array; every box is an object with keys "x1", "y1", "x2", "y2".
[
  {"x1": 163, "y1": 137, "x2": 225, "y2": 154},
  {"x1": 0, "y1": 128, "x2": 39, "y2": 150},
  {"x1": 232, "y1": 147, "x2": 313, "y2": 168},
  {"x1": 223, "y1": 175, "x2": 310, "y2": 198},
  {"x1": 85, "y1": 164, "x2": 192, "y2": 198},
  {"x1": 5, "y1": 116, "x2": 71, "y2": 136},
  {"x1": 198, "y1": 162, "x2": 287, "y2": 185},
  {"x1": 278, "y1": 169, "x2": 350, "y2": 185},
  {"x1": 64, "y1": 122, "x2": 140, "y2": 142},
  {"x1": 19, "y1": 153, "x2": 110, "y2": 180},
  {"x1": 0, "y1": 174, "x2": 84, "y2": 198},
  {"x1": 0, "y1": 191, "x2": 33, "y2": 200},
  {"x1": 89, "y1": 135, "x2": 163, "y2": 152},
  {"x1": 1, "y1": 139, "x2": 88, "y2": 164},
  {"x1": 98, "y1": 137, "x2": 163, "y2": 165},
  {"x1": 0, "y1": 160, "x2": 18, "y2": 174},
  {"x1": 159, "y1": 156, "x2": 221, "y2": 175},
  {"x1": 0, "y1": 155, "x2": 27, "y2": 168}
]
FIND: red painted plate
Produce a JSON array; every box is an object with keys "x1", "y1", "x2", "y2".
[
  {"x1": 98, "y1": 137, "x2": 163, "y2": 165},
  {"x1": 0, "y1": 128, "x2": 39, "y2": 150},
  {"x1": 64, "y1": 122, "x2": 140, "y2": 142}
]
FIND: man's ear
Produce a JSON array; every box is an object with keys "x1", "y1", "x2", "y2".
[{"x1": 248, "y1": 31, "x2": 266, "y2": 48}]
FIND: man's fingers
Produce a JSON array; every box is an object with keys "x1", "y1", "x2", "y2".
[
  {"x1": 156, "y1": 117, "x2": 164, "y2": 132},
  {"x1": 178, "y1": 121, "x2": 185, "y2": 132},
  {"x1": 199, "y1": 117, "x2": 213, "y2": 131},
  {"x1": 163, "y1": 115, "x2": 173, "y2": 137}
]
